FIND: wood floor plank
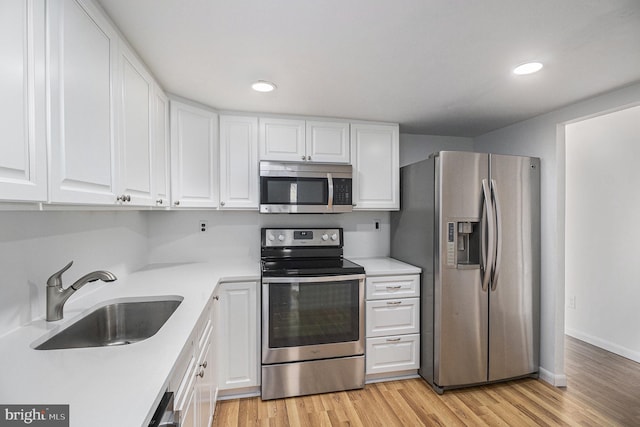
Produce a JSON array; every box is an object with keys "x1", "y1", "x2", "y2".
[{"x1": 213, "y1": 336, "x2": 640, "y2": 426}]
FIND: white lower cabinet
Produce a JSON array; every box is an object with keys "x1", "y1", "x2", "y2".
[
  {"x1": 216, "y1": 281, "x2": 260, "y2": 395},
  {"x1": 365, "y1": 274, "x2": 420, "y2": 379},
  {"x1": 171, "y1": 297, "x2": 217, "y2": 427},
  {"x1": 366, "y1": 334, "x2": 420, "y2": 375}
]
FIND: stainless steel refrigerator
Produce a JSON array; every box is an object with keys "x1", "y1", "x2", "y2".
[{"x1": 390, "y1": 151, "x2": 540, "y2": 393}]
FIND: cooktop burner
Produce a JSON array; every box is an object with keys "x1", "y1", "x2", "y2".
[{"x1": 261, "y1": 257, "x2": 365, "y2": 277}]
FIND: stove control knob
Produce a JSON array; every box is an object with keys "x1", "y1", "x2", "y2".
[
  {"x1": 278, "y1": 234, "x2": 285, "y2": 242},
  {"x1": 321, "y1": 233, "x2": 329, "y2": 241},
  {"x1": 331, "y1": 233, "x2": 338, "y2": 241},
  {"x1": 268, "y1": 234, "x2": 275, "y2": 241}
]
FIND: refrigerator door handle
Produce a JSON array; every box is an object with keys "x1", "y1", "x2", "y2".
[
  {"x1": 481, "y1": 179, "x2": 494, "y2": 292},
  {"x1": 490, "y1": 179, "x2": 503, "y2": 291}
]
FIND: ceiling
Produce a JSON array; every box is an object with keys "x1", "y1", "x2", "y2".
[{"x1": 97, "y1": 0, "x2": 640, "y2": 137}]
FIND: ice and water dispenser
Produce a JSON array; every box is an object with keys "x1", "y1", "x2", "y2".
[{"x1": 446, "y1": 221, "x2": 480, "y2": 268}]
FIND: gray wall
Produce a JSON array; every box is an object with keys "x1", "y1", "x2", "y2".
[
  {"x1": 399, "y1": 134, "x2": 473, "y2": 166},
  {"x1": 474, "y1": 80, "x2": 640, "y2": 386},
  {"x1": 565, "y1": 105, "x2": 640, "y2": 362}
]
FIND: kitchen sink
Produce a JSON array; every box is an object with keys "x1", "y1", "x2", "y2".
[{"x1": 34, "y1": 297, "x2": 183, "y2": 350}]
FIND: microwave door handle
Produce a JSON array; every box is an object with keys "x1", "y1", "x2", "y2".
[{"x1": 327, "y1": 173, "x2": 334, "y2": 211}]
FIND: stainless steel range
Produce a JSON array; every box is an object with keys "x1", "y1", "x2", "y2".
[{"x1": 260, "y1": 228, "x2": 366, "y2": 400}]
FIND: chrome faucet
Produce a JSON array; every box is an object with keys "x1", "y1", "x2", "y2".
[{"x1": 46, "y1": 261, "x2": 117, "y2": 321}]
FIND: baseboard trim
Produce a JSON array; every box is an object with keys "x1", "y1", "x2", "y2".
[
  {"x1": 538, "y1": 367, "x2": 567, "y2": 387},
  {"x1": 566, "y1": 329, "x2": 640, "y2": 364},
  {"x1": 217, "y1": 386, "x2": 261, "y2": 401}
]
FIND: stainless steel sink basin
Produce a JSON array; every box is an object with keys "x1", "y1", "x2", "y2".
[{"x1": 34, "y1": 297, "x2": 183, "y2": 350}]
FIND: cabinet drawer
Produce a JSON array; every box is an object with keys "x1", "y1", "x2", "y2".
[
  {"x1": 366, "y1": 334, "x2": 420, "y2": 374},
  {"x1": 366, "y1": 274, "x2": 419, "y2": 300},
  {"x1": 366, "y1": 298, "x2": 419, "y2": 337}
]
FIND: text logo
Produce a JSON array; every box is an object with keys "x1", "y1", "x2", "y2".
[{"x1": 0, "y1": 405, "x2": 69, "y2": 427}]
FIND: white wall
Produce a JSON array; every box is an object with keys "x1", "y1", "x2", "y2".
[
  {"x1": 399, "y1": 134, "x2": 474, "y2": 166},
  {"x1": 146, "y1": 210, "x2": 390, "y2": 263},
  {"x1": 565, "y1": 105, "x2": 640, "y2": 362},
  {"x1": 0, "y1": 211, "x2": 148, "y2": 337},
  {"x1": 474, "y1": 81, "x2": 640, "y2": 386}
]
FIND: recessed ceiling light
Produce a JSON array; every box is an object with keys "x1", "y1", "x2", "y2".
[
  {"x1": 252, "y1": 80, "x2": 277, "y2": 92},
  {"x1": 513, "y1": 62, "x2": 543, "y2": 75}
]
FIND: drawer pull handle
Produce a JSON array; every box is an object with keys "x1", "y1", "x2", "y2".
[
  {"x1": 386, "y1": 285, "x2": 402, "y2": 290},
  {"x1": 386, "y1": 301, "x2": 402, "y2": 305},
  {"x1": 386, "y1": 337, "x2": 401, "y2": 342}
]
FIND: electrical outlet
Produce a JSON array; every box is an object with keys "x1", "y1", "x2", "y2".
[
  {"x1": 568, "y1": 295, "x2": 576, "y2": 309},
  {"x1": 374, "y1": 219, "x2": 381, "y2": 231},
  {"x1": 199, "y1": 220, "x2": 208, "y2": 233}
]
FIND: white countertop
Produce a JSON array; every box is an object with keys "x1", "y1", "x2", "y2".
[
  {"x1": 351, "y1": 257, "x2": 421, "y2": 276},
  {"x1": 0, "y1": 258, "x2": 260, "y2": 427}
]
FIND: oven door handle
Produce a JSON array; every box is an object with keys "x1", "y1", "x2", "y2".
[
  {"x1": 327, "y1": 172, "x2": 334, "y2": 211},
  {"x1": 262, "y1": 274, "x2": 365, "y2": 284}
]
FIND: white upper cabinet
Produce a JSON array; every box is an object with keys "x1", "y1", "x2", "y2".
[
  {"x1": 306, "y1": 121, "x2": 350, "y2": 163},
  {"x1": 259, "y1": 118, "x2": 350, "y2": 163},
  {"x1": 259, "y1": 118, "x2": 306, "y2": 161},
  {"x1": 0, "y1": 0, "x2": 47, "y2": 202},
  {"x1": 351, "y1": 123, "x2": 399, "y2": 210},
  {"x1": 170, "y1": 100, "x2": 219, "y2": 208},
  {"x1": 219, "y1": 115, "x2": 259, "y2": 209},
  {"x1": 47, "y1": 0, "x2": 119, "y2": 204},
  {"x1": 152, "y1": 85, "x2": 170, "y2": 207},
  {"x1": 116, "y1": 41, "x2": 153, "y2": 206}
]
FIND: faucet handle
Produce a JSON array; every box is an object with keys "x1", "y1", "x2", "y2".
[{"x1": 47, "y1": 261, "x2": 74, "y2": 287}]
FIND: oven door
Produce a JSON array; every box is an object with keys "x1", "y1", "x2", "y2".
[{"x1": 262, "y1": 274, "x2": 365, "y2": 364}]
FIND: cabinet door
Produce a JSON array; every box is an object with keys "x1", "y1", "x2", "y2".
[
  {"x1": 259, "y1": 118, "x2": 305, "y2": 161},
  {"x1": 180, "y1": 385, "x2": 197, "y2": 427},
  {"x1": 170, "y1": 100, "x2": 219, "y2": 208},
  {"x1": 48, "y1": 0, "x2": 119, "y2": 204},
  {"x1": 0, "y1": 0, "x2": 47, "y2": 202},
  {"x1": 219, "y1": 115, "x2": 259, "y2": 209},
  {"x1": 152, "y1": 86, "x2": 170, "y2": 207},
  {"x1": 196, "y1": 336, "x2": 213, "y2": 427},
  {"x1": 350, "y1": 123, "x2": 399, "y2": 210},
  {"x1": 306, "y1": 121, "x2": 350, "y2": 163},
  {"x1": 117, "y1": 42, "x2": 153, "y2": 206},
  {"x1": 217, "y1": 281, "x2": 259, "y2": 390}
]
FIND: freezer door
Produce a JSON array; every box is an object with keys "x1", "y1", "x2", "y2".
[
  {"x1": 488, "y1": 154, "x2": 540, "y2": 381},
  {"x1": 434, "y1": 151, "x2": 489, "y2": 387}
]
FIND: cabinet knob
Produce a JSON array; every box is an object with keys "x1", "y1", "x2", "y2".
[
  {"x1": 353, "y1": 203, "x2": 357, "y2": 207},
  {"x1": 156, "y1": 199, "x2": 163, "y2": 205},
  {"x1": 197, "y1": 368, "x2": 205, "y2": 378},
  {"x1": 220, "y1": 201, "x2": 225, "y2": 206},
  {"x1": 116, "y1": 194, "x2": 130, "y2": 203},
  {"x1": 301, "y1": 155, "x2": 306, "y2": 160},
  {"x1": 200, "y1": 361, "x2": 208, "y2": 369},
  {"x1": 174, "y1": 201, "x2": 180, "y2": 206},
  {"x1": 307, "y1": 155, "x2": 312, "y2": 161},
  {"x1": 213, "y1": 296, "x2": 219, "y2": 300},
  {"x1": 125, "y1": 194, "x2": 131, "y2": 202}
]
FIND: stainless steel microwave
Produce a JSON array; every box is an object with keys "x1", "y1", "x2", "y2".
[{"x1": 259, "y1": 161, "x2": 353, "y2": 213}]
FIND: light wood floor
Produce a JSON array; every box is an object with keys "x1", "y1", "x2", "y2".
[{"x1": 213, "y1": 336, "x2": 640, "y2": 426}]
